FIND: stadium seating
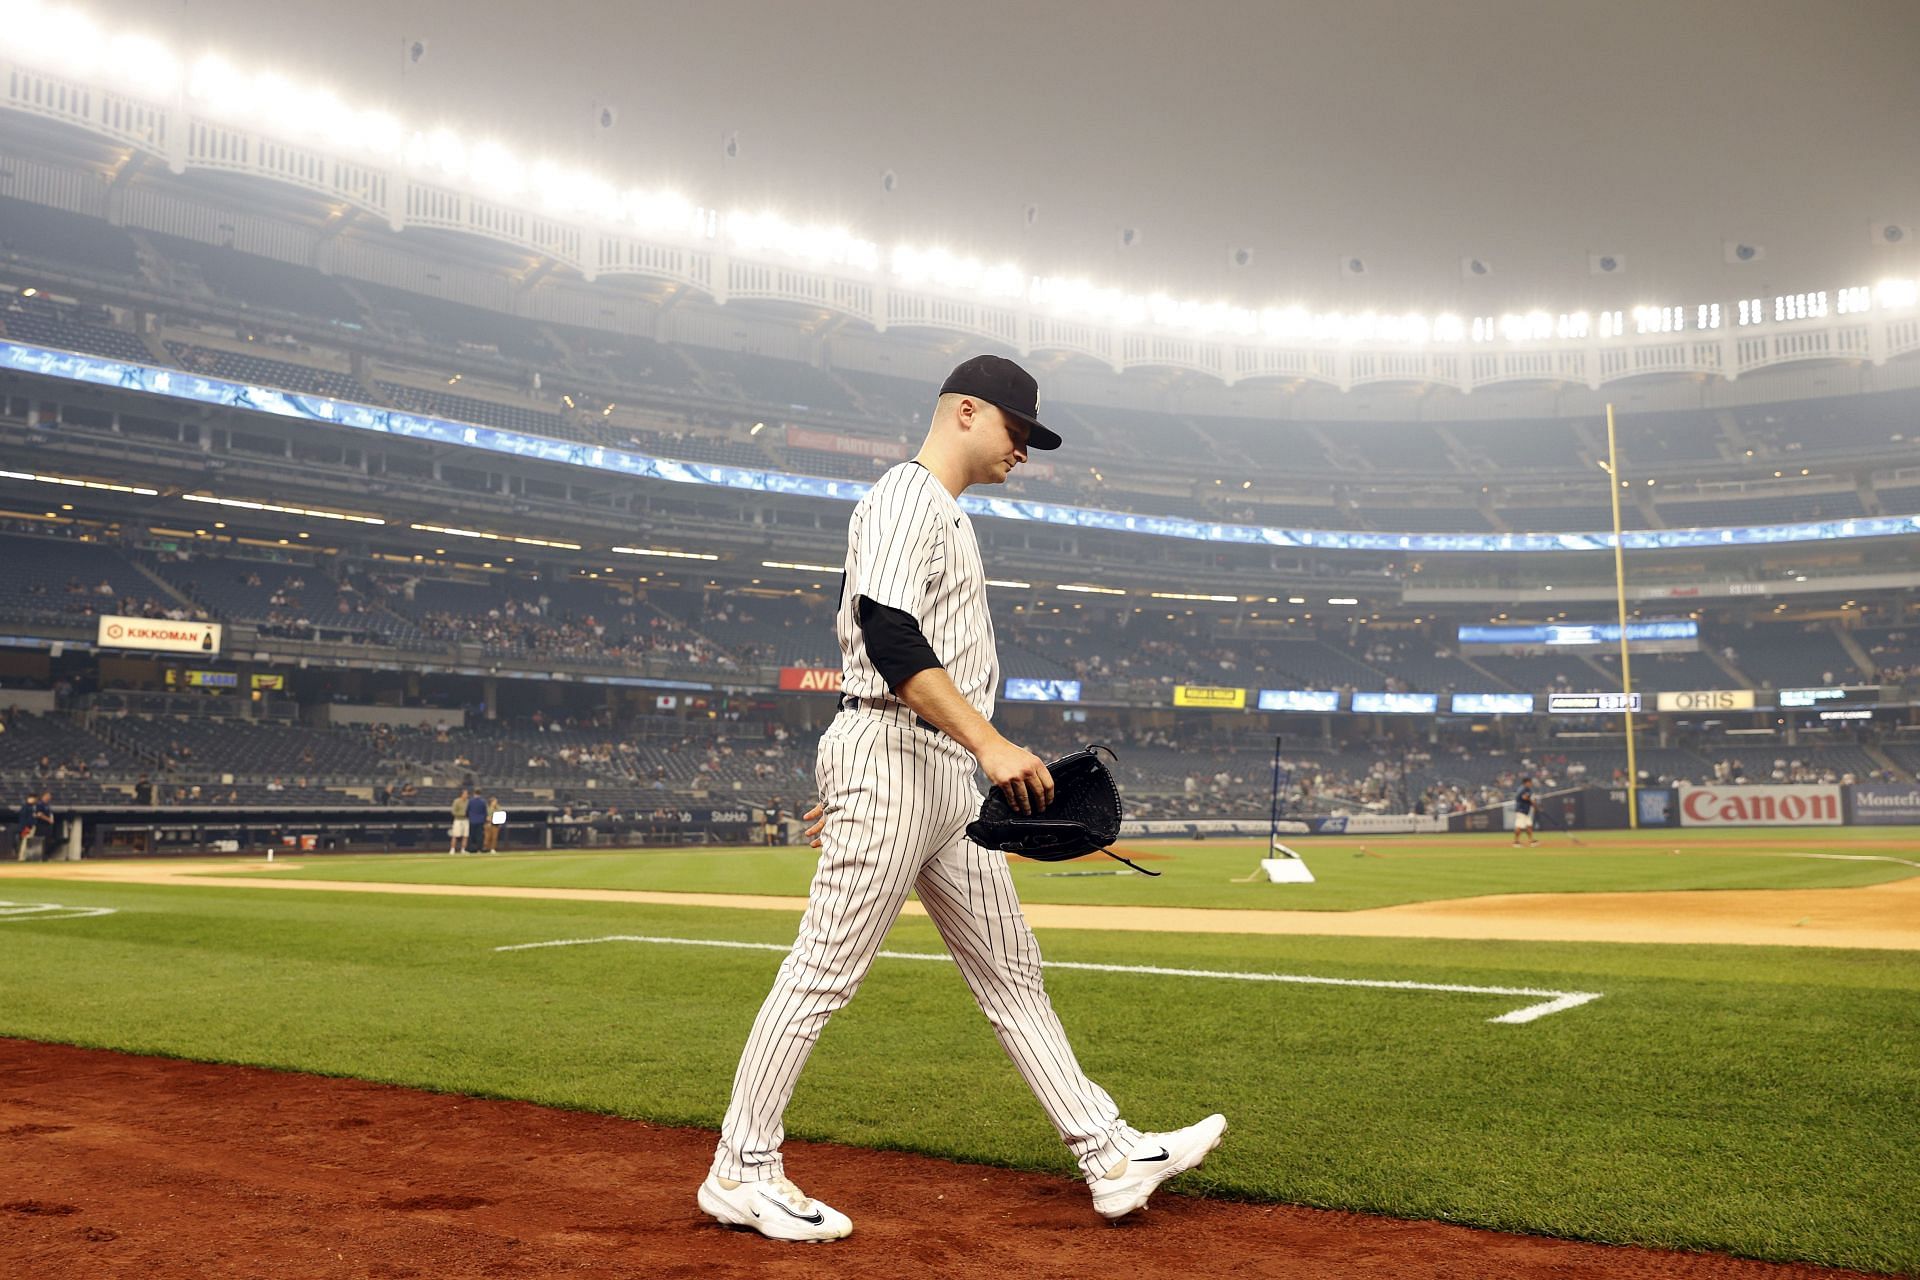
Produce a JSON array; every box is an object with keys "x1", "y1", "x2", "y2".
[
  {"x1": 0, "y1": 196, "x2": 142, "y2": 279},
  {"x1": 376, "y1": 381, "x2": 578, "y2": 440},
  {"x1": 0, "y1": 712, "x2": 119, "y2": 775},
  {"x1": 143, "y1": 551, "x2": 424, "y2": 647},
  {"x1": 354, "y1": 281, "x2": 557, "y2": 364},
  {"x1": 1722, "y1": 624, "x2": 1862, "y2": 690},
  {"x1": 0, "y1": 295, "x2": 152, "y2": 362},
  {"x1": 1590, "y1": 650, "x2": 1736, "y2": 693},
  {"x1": 97, "y1": 716, "x2": 389, "y2": 782},
  {"x1": 1736, "y1": 388, "x2": 1920, "y2": 457},
  {"x1": 1465, "y1": 653, "x2": 1610, "y2": 696},
  {"x1": 1450, "y1": 418, "x2": 1588, "y2": 471},
  {"x1": 1856, "y1": 626, "x2": 1920, "y2": 681},
  {"x1": 0, "y1": 533, "x2": 171, "y2": 625},
  {"x1": 1656, "y1": 490, "x2": 1865, "y2": 528},
  {"x1": 153, "y1": 235, "x2": 365, "y2": 326},
  {"x1": 682, "y1": 347, "x2": 860, "y2": 415},
  {"x1": 166, "y1": 342, "x2": 366, "y2": 400},
  {"x1": 1878, "y1": 482, "x2": 1920, "y2": 514}
]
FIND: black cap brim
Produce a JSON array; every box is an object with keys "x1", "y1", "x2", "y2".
[{"x1": 996, "y1": 402, "x2": 1062, "y2": 451}]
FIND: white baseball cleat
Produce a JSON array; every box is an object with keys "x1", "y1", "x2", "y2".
[
  {"x1": 697, "y1": 1172, "x2": 852, "y2": 1242},
  {"x1": 1089, "y1": 1113, "x2": 1228, "y2": 1219}
]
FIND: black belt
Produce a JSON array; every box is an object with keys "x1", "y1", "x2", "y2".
[{"x1": 838, "y1": 694, "x2": 941, "y2": 735}]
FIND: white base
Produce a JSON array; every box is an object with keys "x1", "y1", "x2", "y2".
[{"x1": 1259, "y1": 856, "x2": 1316, "y2": 883}]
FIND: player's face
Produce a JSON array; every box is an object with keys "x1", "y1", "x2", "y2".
[{"x1": 979, "y1": 403, "x2": 1030, "y2": 484}]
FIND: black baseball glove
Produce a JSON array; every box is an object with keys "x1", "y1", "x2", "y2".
[{"x1": 966, "y1": 745, "x2": 1158, "y2": 876}]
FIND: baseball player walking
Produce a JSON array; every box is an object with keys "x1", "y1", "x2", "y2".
[{"x1": 699, "y1": 355, "x2": 1225, "y2": 1242}]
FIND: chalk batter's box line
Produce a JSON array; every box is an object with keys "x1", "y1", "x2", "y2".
[{"x1": 494, "y1": 934, "x2": 1602, "y2": 1024}]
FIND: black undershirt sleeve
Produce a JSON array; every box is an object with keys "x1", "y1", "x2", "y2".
[{"x1": 856, "y1": 594, "x2": 944, "y2": 692}]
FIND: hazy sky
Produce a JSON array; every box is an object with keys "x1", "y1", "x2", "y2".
[{"x1": 92, "y1": 0, "x2": 1920, "y2": 310}]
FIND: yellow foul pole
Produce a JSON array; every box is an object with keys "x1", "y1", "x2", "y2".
[{"x1": 1605, "y1": 403, "x2": 1639, "y2": 829}]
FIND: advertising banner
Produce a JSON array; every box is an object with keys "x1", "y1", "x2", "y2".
[
  {"x1": 783, "y1": 426, "x2": 908, "y2": 460},
  {"x1": 1655, "y1": 689, "x2": 1756, "y2": 712},
  {"x1": 1450, "y1": 692, "x2": 1535, "y2": 715},
  {"x1": 98, "y1": 615, "x2": 222, "y2": 655},
  {"x1": 1005, "y1": 678, "x2": 1082, "y2": 702},
  {"x1": 1258, "y1": 689, "x2": 1341, "y2": 712},
  {"x1": 1547, "y1": 692, "x2": 1642, "y2": 713},
  {"x1": 1458, "y1": 620, "x2": 1698, "y2": 646},
  {"x1": 1351, "y1": 691, "x2": 1439, "y2": 714},
  {"x1": 1173, "y1": 685, "x2": 1246, "y2": 709},
  {"x1": 1676, "y1": 783, "x2": 1842, "y2": 827},
  {"x1": 778, "y1": 666, "x2": 843, "y2": 692},
  {"x1": 1311, "y1": 813, "x2": 1448, "y2": 835},
  {"x1": 1777, "y1": 687, "x2": 1881, "y2": 708},
  {"x1": 1847, "y1": 784, "x2": 1920, "y2": 826}
]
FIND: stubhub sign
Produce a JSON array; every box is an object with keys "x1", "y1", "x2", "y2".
[{"x1": 1677, "y1": 783, "x2": 1842, "y2": 827}]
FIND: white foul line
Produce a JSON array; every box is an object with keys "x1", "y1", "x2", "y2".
[
  {"x1": 493, "y1": 934, "x2": 1602, "y2": 1025},
  {"x1": 0, "y1": 899, "x2": 116, "y2": 922}
]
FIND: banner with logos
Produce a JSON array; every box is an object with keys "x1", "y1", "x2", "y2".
[
  {"x1": 1654, "y1": 689, "x2": 1756, "y2": 712},
  {"x1": 1005, "y1": 678, "x2": 1081, "y2": 702},
  {"x1": 1258, "y1": 689, "x2": 1341, "y2": 713},
  {"x1": 1847, "y1": 784, "x2": 1920, "y2": 825},
  {"x1": 783, "y1": 425, "x2": 908, "y2": 460},
  {"x1": 98, "y1": 615, "x2": 222, "y2": 655},
  {"x1": 1352, "y1": 691, "x2": 1439, "y2": 714},
  {"x1": 778, "y1": 666, "x2": 843, "y2": 692},
  {"x1": 1546, "y1": 692, "x2": 1642, "y2": 714},
  {"x1": 1450, "y1": 692, "x2": 1535, "y2": 715},
  {"x1": 1173, "y1": 685, "x2": 1247, "y2": 709},
  {"x1": 1676, "y1": 783, "x2": 1842, "y2": 827},
  {"x1": 1777, "y1": 686, "x2": 1882, "y2": 709},
  {"x1": 1311, "y1": 813, "x2": 1449, "y2": 835}
]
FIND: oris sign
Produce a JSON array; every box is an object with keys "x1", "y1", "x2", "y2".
[
  {"x1": 1677, "y1": 784, "x2": 1842, "y2": 827},
  {"x1": 1654, "y1": 689, "x2": 1755, "y2": 712}
]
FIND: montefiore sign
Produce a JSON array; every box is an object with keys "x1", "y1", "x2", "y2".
[
  {"x1": 1677, "y1": 783, "x2": 1842, "y2": 827},
  {"x1": 97, "y1": 615, "x2": 222, "y2": 655},
  {"x1": 1847, "y1": 785, "x2": 1920, "y2": 826}
]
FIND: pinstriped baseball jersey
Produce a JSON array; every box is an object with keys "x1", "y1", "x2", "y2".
[
  {"x1": 710, "y1": 453, "x2": 1146, "y2": 1197},
  {"x1": 835, "y1": 461, "x2": 998, "y2": 717}
]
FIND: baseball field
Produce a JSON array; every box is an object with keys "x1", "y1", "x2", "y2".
[{"x1": 1, "y1": 827, "x2": 1916, "y2": 1278}]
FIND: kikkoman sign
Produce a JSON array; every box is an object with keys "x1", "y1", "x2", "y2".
[
  {"x1": 97, "y1": 615, "x2": 222, "y2": 655},
  {"x1": 1676, "y1": 784, "x2": 1842, "y2": 827}
]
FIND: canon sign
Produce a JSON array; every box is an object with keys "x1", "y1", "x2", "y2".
[{"x1": 1677, "y1": 784, "x2": 1842, "y2": 827}]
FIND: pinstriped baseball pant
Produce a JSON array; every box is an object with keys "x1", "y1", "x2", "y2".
[{"x1": 712, "y1": 704, "x2": 1142, "y2": 1183}]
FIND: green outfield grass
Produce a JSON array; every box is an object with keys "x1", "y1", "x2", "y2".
[
  {"x1": 0, "y1": 874, "x2": 1914, "y2": 1272},
  {"x1": 234, "y1": 826, "x2": 1920, "y2": 911}
]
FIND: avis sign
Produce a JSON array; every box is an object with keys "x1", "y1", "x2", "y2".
[
  {"x1": 778, "y1": 666, "x2": 843, "y2": 692},
  {"x1": 1677, "y1": 783, "x2": 1842, "y2": 827},
  {"x1": 97, "y1": 614, "x2": 222, "y2": 655}
]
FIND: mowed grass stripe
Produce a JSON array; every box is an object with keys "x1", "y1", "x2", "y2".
[
  {"x1": 0, "y1": 876, "x2": 1913, "y2": 1273},
  {"x1": 234, "y1": 826, "x2": 1920, "y2": 912}
]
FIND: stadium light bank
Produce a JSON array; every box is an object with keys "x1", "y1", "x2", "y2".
[{"x1": 3, "y1": 1, "x2": 1918, "y2": 358}]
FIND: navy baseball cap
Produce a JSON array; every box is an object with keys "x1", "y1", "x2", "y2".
[{"x1": 939, "y1": 354, "x2": 1062, "y2": 450}]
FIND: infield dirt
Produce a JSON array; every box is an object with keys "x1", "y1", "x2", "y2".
[{"x1": 0, "y1": 1038, "x2": 1898, "y2": 1280}]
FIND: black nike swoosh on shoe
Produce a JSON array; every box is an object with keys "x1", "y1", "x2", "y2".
[
  {"x1": 756, "y1": 1194, "x2": 825, "y2": 1225},
  {"x1": 1133, "y1": 1147, "x2": 1171, "y2": 1163}
]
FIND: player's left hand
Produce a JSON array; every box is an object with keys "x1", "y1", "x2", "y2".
[{"x1": 802, "y1": 802, "x2": 826, "y2": 848}]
